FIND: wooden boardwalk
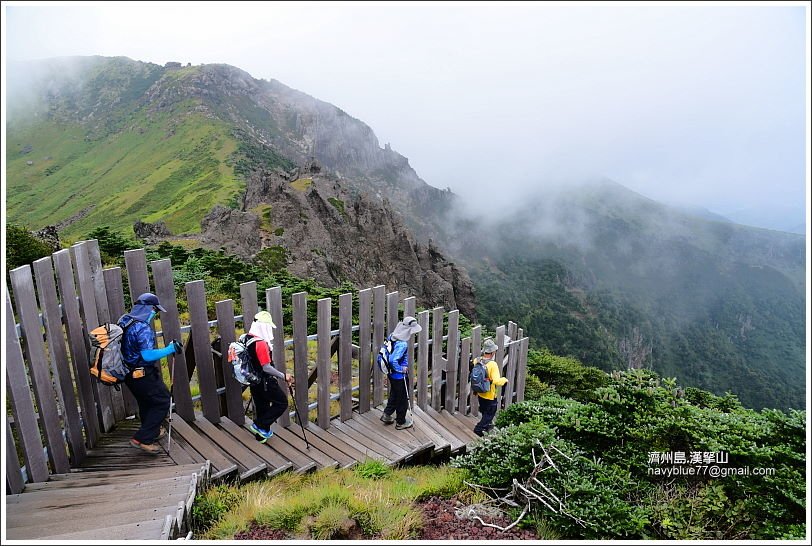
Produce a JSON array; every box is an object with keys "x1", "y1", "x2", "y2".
[{"x1": 4, "y1": 240, "x2": 528, "y2": 541}]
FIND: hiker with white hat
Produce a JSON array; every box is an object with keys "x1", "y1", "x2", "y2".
[
  {"x1": 244, "y1": 311, "x2": 293, "y2": 442},
  {"x1": 472, "y1": 337, "x2": 508, "y2": 437},
  {"x1": 380, "y1": 316, "x2": 422, "y2": 429}
]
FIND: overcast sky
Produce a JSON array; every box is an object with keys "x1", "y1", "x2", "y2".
[{"x1": 3, "y1": 1, "x2": 809, "y2": 225}]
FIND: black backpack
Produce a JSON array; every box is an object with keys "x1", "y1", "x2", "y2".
[{"x1": 470, "y1": 358, "x2": 491, "y2": 394}]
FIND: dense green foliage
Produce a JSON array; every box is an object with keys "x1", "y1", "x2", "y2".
[
  {"x1": 6, "y1": 223, "x2": 54, "y2": 270},
  {"x1": 453, "y1": 358, "x2": 806, "y2": 540}
]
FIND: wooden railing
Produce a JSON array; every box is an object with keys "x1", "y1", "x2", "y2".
[{"x1": 5, "y1": 240, "x2": 529, "y2": 491}]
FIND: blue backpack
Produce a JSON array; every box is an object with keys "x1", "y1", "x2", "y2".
[{"x1": 470, "y1": 358, "x2": 491, "y2": 394}]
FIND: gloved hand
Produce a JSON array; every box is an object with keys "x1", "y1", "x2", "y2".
[{"x1": 171, "y1": 339, "x2": 183, "y2": 355}]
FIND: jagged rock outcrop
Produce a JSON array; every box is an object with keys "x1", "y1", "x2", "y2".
[
  {"x1": 201, "y1": 170, "x2": 476, "y2": 319},
  {"x1": 133, "y1": 220, "x2": 171, "y2": 244},
  {"x1": 32, "y1": 225, "x2": 61, "y2": 252}
]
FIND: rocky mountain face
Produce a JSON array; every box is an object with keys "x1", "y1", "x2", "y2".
[{"x1": 200, "y1": 164, "x2": 476, "y2": 318}]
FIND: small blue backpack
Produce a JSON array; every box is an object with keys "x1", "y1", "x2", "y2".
[{"x1": 470, "y1": 358, "x2": 491, "y2": 394}]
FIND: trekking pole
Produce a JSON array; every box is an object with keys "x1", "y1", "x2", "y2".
[
  {"x1": 167, "y1": 352, "x2": 175, "y2": 453},
  {"x1": 288, "y1": 382, "x2": 311, "y2": 449},
  {"x1": 403, "y1": 374, "x2": 414, "y2": 418}
]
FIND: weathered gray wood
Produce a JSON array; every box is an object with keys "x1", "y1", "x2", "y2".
[
  {"x1": 403, "y1": 297, "x2": 416, "y2": 401},
  {"x1": 72, "y1": 242, "x2": 115, "y2": 432},
  {"x1": 152, "y1": 259, "x2": 194, "y2": 422},
  {"x1": 386, "y1": 291, "x2": 399, "y2": 335},
  {"x1": 504, "y1": 339, "x2": 519, "y2": 408},
  {"x1": 372, "y1": 285, "x2": 385, "y2": 407},
  {"x1": 292, "y1": 292, "x2": 309, "y2": 424},
  {"x1": 53, "y1": 250, "x2": 100, "y2": 446},
  {"x1": 518, "y1": 328, "x2": 524, "y2": 341},
  {"x1": 6, "y1": 291, "x2": 49, "y2": 482},
  {"x1": 338, "y1": 293, "x2": 353, "y2": 422},
  {"x1": 215, "y1": 300, "x2": 244, "y2": 425},
  {"x1": 240, "y1": 282, "x2": 259, "y2": 330},
  {"x1": 494, "y1": 325, "x2": 506, "y2": 409},
  {"x1": 316, "y1": 298, "x2": 331, "y2": 429},
  {"x1": 86, "y1": 241, "x2": 128, "y2": 422},
  {"x1": 516, "y1": 337, "x2": 529, "y2": 403},
  {"x1": 508, "y1": 321, "x2": 518, "y2": 344},
  {"x1": 185, "y1": 280, "x2": 219, "y2": 423},
  {"x1": 459, "y1": 337, "x2": 471, "y2": 414},
  {"x1": 470, "y1": 326, "x2": 481, "y2": 417},
  {"x1": 431, "y1": 307, "x2": 444, "y2": 411},
  {"x1": 445, "y1": 310, "x2": 460, "y2": 413},
  {"x1": 6, "y1": 419, "x2": 25, "y2": 493},
  {"x1": 266, "y1": 287, "x2": 289, "y2": 427},
  {"x1": 32, "y1": 257, "x2": 86, "y2": 465},
  {"x1": 9, "y1": 266, "x2": 71, "y2": 474},
  {"x1": 357, "y1": 288, "x2": 372, "y2": 414},
  {"x1": 105, "y1": 267, "x2": 139, "y2": 418},
  {"x1": 123, "y1": 249, "x2": 150, "y2": 304},
  {"x1": 416, "y1": 310, "x2": 430, "y2": 410}
]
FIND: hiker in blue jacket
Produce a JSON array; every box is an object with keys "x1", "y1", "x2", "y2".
[
  {"x1": 119, "y1": 292, "x2": 182, "y2": 454},
  {"x1": 380, "y1": 316, "x2": 422, "y2": 430}
]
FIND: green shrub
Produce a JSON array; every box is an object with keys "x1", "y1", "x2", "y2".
[
  {"x1": 6, "y1": 223, "x2": 55, "y2": 269},
  {"x1": 191, "y1": 484, "x2": 243, "y2": 534},
  {"x1": 354, "y1": 460, "x2": 391, "y2": 480}
]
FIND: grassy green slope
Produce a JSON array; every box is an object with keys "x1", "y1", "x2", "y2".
[{"x1": 6, "y1": 106, "x2": 240, "y2": 238}]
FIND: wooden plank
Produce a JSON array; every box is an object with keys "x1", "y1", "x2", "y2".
[
  {"x1": 445, "y1": 310, "x2": 459, "y2": 413},
  {"x1": 103, "y1": 267, "x2": 138, "y2": 418},
  {"x1": 156, "y1": 430, "x2": 198, "y2": 466},
  {"x1": 368, "y1": 406, "x2": 447, "y2": 456},
  {"x1": 9, "y1": 266, "x2": 71, "y2": 474},
  {"x1": 412, "y1": 407, "x2": 466, "y2": 453},
  {"x1": 217, "y1": 417, "x2": 293, "y2": 475},
  {"x1": 353, "y1": 410, "x2": 432, "y2": 456},
  {"x1": 268, "y1": 422, "x2": 338, "y2": 469},
  {"x1": 516, "y1": 337, "x2": 529, "y2": 403},
  {"x1": 72, "y1": 242, "x2": 115, "y2": 432},
  {"x1": 53, "y1": 249, "x2": 100, "y2": 446},
  {"x1": 169, "y1": 417, "x2": 237, "y2": 480},
  {"x1": 316, "y1": 298, "x2": 331, "y2": 429},
  {"x1": 372, "y1": 285, "x2": 385, "y2": 407},
  {"x1": 292, "y1": 292, "x2": 309, "y2": 425},
  {"x1": 151, "y1": 259, "x2": 195, "y2": 422},
  {"x1": 331, "y1": 418, "x2": 405, "y2": 462},
  {"x1": 32, "y1": 257, "x2": 86, "y2": 465},
  {"x1": 325, "y1": 421, "x2": 395, "y2": 463},
  {"x1": 7, "y1": 474, "x2": 192, "y2": 504},
  {"x1": 44, "y1": 463, "x2": 207, "y2": 483},
  {"x1": 6, "y1": 406, "x2": 26, "y2": 493},
  {"x1": 470, "y1": 326, "x2": 481, "y2": 417},
  {"x1": 185, "y1": 280, "x2": 219, "y2": 423},
  {"x1": 123, "y1": 249, "x2": 151, "y2": 303},
  {"x1": 416, "y1": 310, "x2": 430, "y2": 410},
  {"x1": 507, "y1": 321, "x2": 518, "y2": 344},
  {"x1": 240, "y1": 281, "x2": 259, "y2": 329},
  {"x1": 386, "y1": 291, "x2": 399, "y2": 334},
  {"x1": 32, "y1": 515, "x2": 170, "y2": 541},
  {"x1": 504, "y1": 340, "x2": 519, "y2": 408},
  {"x1": 403, "y1": 297, "x2": 417, "y2": 404},
  {"x1": 86, "y1": 240, "x2": 129, "y2": 422},
  {"x1": 426, "y1": 406, "x2": 479, "y2": 443},
  {"x1": 494, "y1": 325, "x2": 506, "y2": 409},
  {"x1": 458, "y1": 338, "x2": 471, "y2": 414},
  {"x1": 298, "y1": 421, "x2": 374, "y2": 463},
  {"x1": 431, "y1": 307, "x2": 444, "y2": 410},
  {"x1": 281, "y1": 422, "x2": 355, "y2": 469},
  {"x1": 215, "y1": 299, "x2": 244, "y2": 425},
  {"x1": 192, "y1": 415, "x2": 267, "y2": 481},
  {"x1": 338, "y1": 293, "x2": 353, "y2": 422},
  {"x1": 357, "y1": 288, "x2": 372, "y2": 414},
  {"x1": 266, "y1": 287, "x2": 289, "y2": 427}
]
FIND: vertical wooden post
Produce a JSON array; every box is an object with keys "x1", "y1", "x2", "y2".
[
  {"x1": 372, "y1": 285, "x2": 385, "y2": 406},
  {"x1": 123, "y1": 249, "x2": 151, "y2": 303},
  {"x1": 266, "y1": 287, "x2": 290, "y2": 427},
  {"x1": 386, "y1": 291, "x2": 399, "y2": 334},
  {"x1": 431, "y1": 307, "x2": 444, "y2": 410},
  {"x1": 240, "y1": 281, "x2": 259, "y2": 330},
  {"x1": 470, "y1": 326, "x2": 481, "y2": 417},
  {"x1": 357, "y1": 288, "x2": 372, "y2": 414},
  {"x1": 185, "y1": 280, "x2": 219, "y2": 423},
  {"x1": 445, "y1": 310, "x2": 459, "y2": 413},
  {"x1": 5, "y1": 291, "x2": 50, "y2": 482},
  {"x1": 317, "y1": 298, "x2": 332, "y2": 429},
  {"x1": 53, "y1": 249, "x2": 100, "y2": 445},
  {"x1": 32, "y1": 257, "x2": 86, "y2": 464},
  {"x1": 338, "y1": 293, "x2": 353, "y2": 422},
  {"x1": 9, "y1": 266, "x2": 71, "y2": 473},
  {"x1": 504, "y1": 339, "x2": 519, "y2": 408},
  {"x1": 417, "y1": 311, "x2": 430, "y2": 410},
  {"x1": 71, "y1": 242, "x2": 115, "y2": 432},
  {"x1": 152, "y1": 259, "x2": 194, "y2": 422},
  {"x1": 6, "y1": 420, "x2": 25, "y2": 493},
  {"x1": 103, "y1": 267, "x2": 138, "y2": 418},
  {"x1": 216, "y1": 299, "x2": 244, "y2": 424},
  {"x1": 515, "y1": 337, "x2": 529, "y2": 403},
  {"x1": 494, "y1": 325, "x2": 506, "y2": 409},
  {"x1": 403, "y1": 297, "x2": 416, "y2": 405},
  {"x1": 459, "y1": 337, "x2": 471, "y2": 414},
  {"x1": 292, "y1": 292, "x2": 309, "y2": 424}
]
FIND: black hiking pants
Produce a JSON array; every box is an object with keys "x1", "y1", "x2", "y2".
[
  {"x1": 250, "y1": 375, "x2": 289, "y2": 430},
  {"x1": 125, "y1": 366, "x2": 171, "y2": 444},
  {"x1": 384, "y1": 375, "x2": 409, "y2": 425},
  {"x1": 474, "y1": 396, "x2": 498, "y2": 436}
]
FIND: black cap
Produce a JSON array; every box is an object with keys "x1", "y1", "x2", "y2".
[{"x1": 136, "y1": 292, "x2": 167, "y2": 312}]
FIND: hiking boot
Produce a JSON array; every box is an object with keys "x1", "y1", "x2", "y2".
[
  {"x1": 156, "y1": 426, "x2": 167, "y2": 441},
  {"x1": 248, "y1": 423, "x2": 274, "y2": 443},
  {"x1": 130, "y1": 438, "x2": 161, "y2": 455},
  {"x1": 380, "y1": 412, "x2": 395, "y2": 425},
  {"x1": 395, "y1": 417, "x2": 414, "y2": 430}
]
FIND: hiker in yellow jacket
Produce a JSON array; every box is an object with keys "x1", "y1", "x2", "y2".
[{"x1": 474, "y1": 338, "x2": 508, "y2": 436}]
